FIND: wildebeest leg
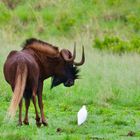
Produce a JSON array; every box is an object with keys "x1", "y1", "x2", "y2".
[
  {"x1": 37, "y1": 82, "x2": 48, "y2": 126},
  {"x1": 23, "y1": 98, "x2": 30, "y2": 125},
  {"x1": 32, "y1": 90, "x2": 41, "y2": 127},
  {"x1": 18, "y1": 99, "x2": 22, "y2": 126}
]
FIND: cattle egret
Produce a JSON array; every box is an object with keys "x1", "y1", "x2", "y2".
[{"x1": 77, "y1": 105, "x2": 87, "y2": 125}]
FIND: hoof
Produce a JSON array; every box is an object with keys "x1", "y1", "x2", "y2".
[
  {"x1": 36, "y1": 117, "x2": 41, "y2": 127},
  {"x1": 36, "y1": 121, "x2": 42, "y2": 127},
  {"x1": 36, "y1": 117, "x2": 40, "y2": 122},
  {"x1": 42, "y1": 120, "x2": 48, "y2": 126},
  {"x1": 23, "y1": 120, "x2": 29, "y2": 125}
]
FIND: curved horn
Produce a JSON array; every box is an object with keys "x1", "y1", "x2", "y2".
[
  {"x1": 74, "y1": 46, "x2": 85, "y2": 66},
  {"x1": 61, "y1": 43, "x2": 76, "y2": 62}
]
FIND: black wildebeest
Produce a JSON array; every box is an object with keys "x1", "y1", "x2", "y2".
[{"x1": 3, "y1": 38, "x2": 85, "y2": 126}]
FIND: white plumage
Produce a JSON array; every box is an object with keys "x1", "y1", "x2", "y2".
[{"x1": 77, "y1": 105, "x2": 87, "y2": 125}]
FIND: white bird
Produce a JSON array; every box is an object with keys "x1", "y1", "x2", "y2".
[{"x1": 77, "y1": 105, "x2": 87, "y2": 126}]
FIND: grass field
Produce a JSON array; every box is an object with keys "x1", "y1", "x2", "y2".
[
  {"x1": 0, "y1": 0, "x2": 140, "y2": 140},
  {"x1": 0, "y1": 40, "x2": 140, "y2": 140}
]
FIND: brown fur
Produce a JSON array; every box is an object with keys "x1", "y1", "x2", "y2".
[
  {"x1": 3, "y1": 38, "x2": 84, "y2": 126},
  {"x1": 4, "y1": 50, "x2": 39, "y2": 120},
  {"x1": 23, "y1": 38, "x2": 59, "y2": 58}
]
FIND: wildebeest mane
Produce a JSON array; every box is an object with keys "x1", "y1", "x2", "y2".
[
  {"x1": 22, "y1": 38, "x2": 58, "y2": 51},
  {"x1": 22, "y1": 38, "x2": 59, "y2": 59}
]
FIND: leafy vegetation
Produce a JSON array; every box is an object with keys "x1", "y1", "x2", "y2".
[
  {"x1": 0, "y1": 0, "x2": 140, "y2": 42},
  {"x1": 0, "y1": 0, "x2": 140, "y2": 139},
  {"x1": 94, "y1": 36, "x2": 140, "y2": 53}
]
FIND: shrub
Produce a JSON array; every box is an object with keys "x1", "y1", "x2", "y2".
[
  {"x1": 93, "y1": 36, "x2": 140, "y2": 54},
  {"x1": 55, "y1": 13, "x2": 76, "y2": 34},
  {"x1": 126, "y1": 14, "x2": 140, "y2": 31},
  {"x1": 0, "y1": 3, "x2": 11, "y2": 26}
]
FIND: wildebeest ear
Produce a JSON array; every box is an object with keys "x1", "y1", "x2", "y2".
[
  {"x1": 51, "y1": 76, "x2": 62, "y2": 89},
  {"x1": 60, "y1": 49, "x2": 73, "y2": 61}
]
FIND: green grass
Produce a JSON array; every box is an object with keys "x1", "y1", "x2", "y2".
[
  {"x1": 1, "y1": 41, "x2": 140, "y2": 139},
  {"x1": 0, "y1": 0, "x2": 140, "y2": 139}
]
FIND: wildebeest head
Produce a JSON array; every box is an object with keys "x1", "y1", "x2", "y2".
[{"x1": 51, "y1": 44, "x2": 85, "y2": 89}]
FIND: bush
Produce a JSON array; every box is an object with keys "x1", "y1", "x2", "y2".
[
  {"x1": 93, "y1": 36, "x2": 140, "y2": 54},
  {"x1": 56, "y1": 15, "x2": 75, "y2": 33},
  {"x1": 14, "y1": 5, "x2": 36, "y2": 23},
  {"x1": 0, "y1": 3, "x2": 11, "y2": 26},
  {"x1": 126, "y1": 14, "x2": 140, "y2": 31}
]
